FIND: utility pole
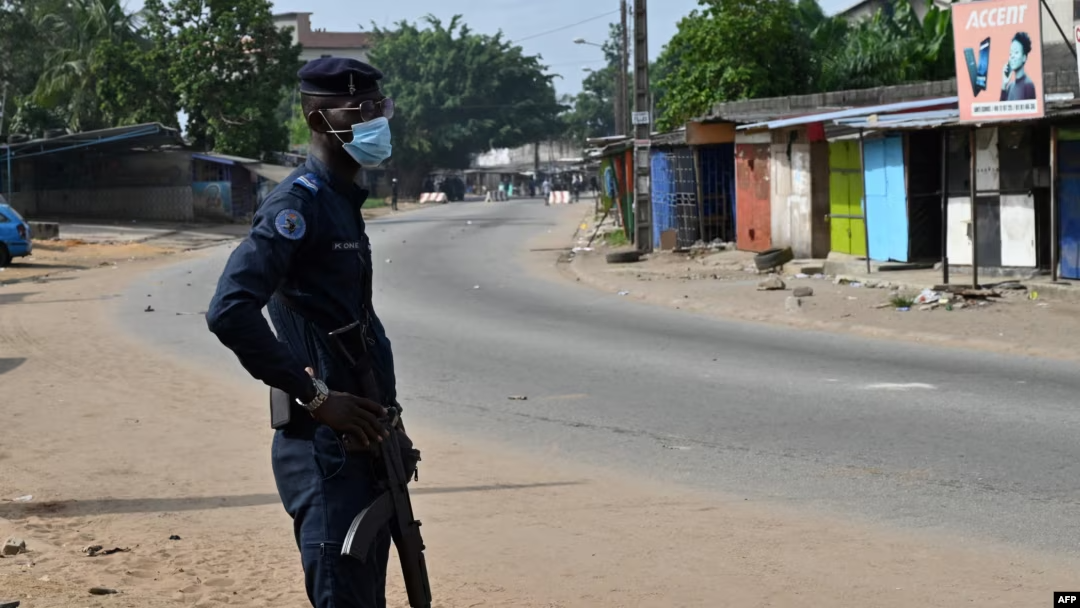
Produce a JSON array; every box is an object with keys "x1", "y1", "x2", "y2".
[
  {"x1": 619, "y1": 0, "x2": 629, "y2": 137},
  {"x1": 0, "y1": 83, "x2": 7, "y2": 137},
  {"x1": 0, "y1": 83, "x2": 8, "y2": 204},
  {"x1": 631, "y1": 0, "x2": 652, "y2": 252}
]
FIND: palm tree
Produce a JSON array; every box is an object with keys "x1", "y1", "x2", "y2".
[{"x1": 31, "y1": 0, "x2": 142, "y2": 131}]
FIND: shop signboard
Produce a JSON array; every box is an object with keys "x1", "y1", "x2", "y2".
[{"x1": 952, "y1": 0, "x2": 1044, "y2": 123}]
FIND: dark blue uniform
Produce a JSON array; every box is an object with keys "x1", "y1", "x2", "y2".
[{"x1": 206, "y1": 151, "x2": 397, "y2": 608}]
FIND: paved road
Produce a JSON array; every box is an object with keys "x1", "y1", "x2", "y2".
[{"x1": 119, "y1": 198, "x2": 1080, "y2": 557}]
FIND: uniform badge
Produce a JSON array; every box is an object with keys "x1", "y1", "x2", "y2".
[{"x1": 275, "y1": 209, "x2": 307, "y2": 240}]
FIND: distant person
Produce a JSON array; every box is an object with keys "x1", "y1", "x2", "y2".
[
  {"x1": 391, "y1": 176, "x2": 398, "y2": 211},
  {"x1": 1001, "y1": 32, "x2": 1037, "y2": 102}
]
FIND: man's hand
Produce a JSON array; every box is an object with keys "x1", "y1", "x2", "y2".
[{"x1": 305, "y1": 367, "x2": 389, "y2": 450}]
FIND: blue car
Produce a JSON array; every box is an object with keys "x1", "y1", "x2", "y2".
[{"x1": 0, "y1": 197, "x2": 32, "y2": 267}]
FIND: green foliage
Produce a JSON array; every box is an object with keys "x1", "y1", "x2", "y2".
[
  {"x1": 286, "y1": 102, "x2": 311, "y2": 149},
  {"x1": 653, "y1": 0, "x2": 955, "y2": 131},
  {"x1": 604, "y1": 229, "x2": 629, "y2": 248},
  {"x1": 654, "y1": 0, "x2": 816, "y2": 131},
  {"x1": 367, "y1": 15, "x2": 565, "y2": 191},
  {"x1": 815, "y1": 0, "x2": 954, "y2": 91},
  {"x1": 31, "y1": 0, "x2": 141, "y2": 131},
  {"x1": 1, "y1": 0, "x2": 178, "y2": 137},
  {"x1": 1, "y1": 0, "x2": 74, "y2": 136},
  {"x1": 143, "y1": 0, "x2": 302, "y2": 159},
  {"x1": 559, "y1": 23, "x2": 628, "y2": 143},
  {"x1": 91, "y1": 37, "x2": 180, "y2": 129}
]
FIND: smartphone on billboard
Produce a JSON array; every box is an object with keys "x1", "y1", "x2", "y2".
[
  {"x1": 975, "y1": 37, "x2": 991, "y2": 93},
  {"x1": 964, "y1": 48, "x2": 980, "y2": 95}
]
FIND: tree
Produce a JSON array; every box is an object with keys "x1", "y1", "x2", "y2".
[
  {"x1": 654, "y1": 0, "x2": 815, "y2": 131},
  {"x1": 142, "y1": 0, "x2": 301, "y2": 159},
  {"x1": 815, "y1": 0, "x2": 954, "y2": 92},
  {"x1": 30, "y1": 0, "x2": 145, "y2": 132},
  {"x1": 0, "y1": 0, "x2": 66, "y2": 137},
  {"x1": 650, "y1": 0, "x2": 954, "y2": 131},
  {"x1": 0, "y1": 0, "x2": 177, "y2": 137},
  {"x1": 559, "y1": 23, "x2": 626, "y2": 143},
  {"x1": 367, "y1": 15, "x2": 565, "y2": 195},
  {"x1": 90, "y1": 35, "x2": 181, "y2": 129}
]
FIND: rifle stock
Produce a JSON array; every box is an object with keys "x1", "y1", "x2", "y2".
[
  {"x1": 341, "y1": 408, "x2": 432, "y2": 608},
  {"x1": 329, "y1": 324, "x2": 432, "y2": 608}
]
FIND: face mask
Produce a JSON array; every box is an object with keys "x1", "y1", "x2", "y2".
[{"x1": 322, "y1": 114, "x2": 393, "y2": 168}]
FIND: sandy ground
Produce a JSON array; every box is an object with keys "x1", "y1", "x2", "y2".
[
  {"x1": 563, "y1": 208, "x2": 1080, "y2": 362},
  {"x1": 0, "y1": 240, "x2": 179, "y2": 284},
  {"x1": 0, "y1": 208, "x2": 1076, "y2": 606},
  {"x1": 0, "y1": 203, "x2": 427, "y2": 286}
]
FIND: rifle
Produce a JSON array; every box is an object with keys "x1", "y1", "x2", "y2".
[{"x1": 329, "y1": 321, "x2": 433, "y2": 608}]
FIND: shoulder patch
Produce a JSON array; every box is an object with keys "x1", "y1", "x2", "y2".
[
  {"x1": 293, "y1": 172, "x2": 321, "y2": 195},
  {"x1": 274, "y1": 208, "x2": 307, "y2": 240}
]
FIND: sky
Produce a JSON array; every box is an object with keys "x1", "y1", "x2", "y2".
[{"x1": 123, "y1": 0, "x2": 853, "y2": 97}]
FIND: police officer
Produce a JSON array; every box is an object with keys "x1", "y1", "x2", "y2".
[{"x1": 205, "y1": 57, "x2": 406, "y2": 608}]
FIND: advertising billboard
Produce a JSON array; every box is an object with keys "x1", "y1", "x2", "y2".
[{"x1": 952, "y1": 0, "x2": 1044, "y2": 122}]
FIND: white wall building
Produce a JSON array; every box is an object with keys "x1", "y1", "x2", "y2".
[{"x1": 273, "y1": 12, "x2": 371, "y2": 64}]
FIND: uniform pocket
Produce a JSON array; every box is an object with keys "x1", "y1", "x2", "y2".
[{"x1": 311, "y1": 424, "x2": 347, "y2": 481}]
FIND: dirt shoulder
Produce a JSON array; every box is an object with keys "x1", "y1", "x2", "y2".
[
  {"x1": 557, "y1": 209, "x2": 1080, "y2": 362},
  {"x1": 0, "y1": 203, "x2": 428, "y2": 286}
]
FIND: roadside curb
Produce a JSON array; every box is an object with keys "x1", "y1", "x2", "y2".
[
  {"x1": 564, "y1": 250, "x2": 1080, "y2": 363},
  {"x1": 832, "y1": 272, "x2": 1080, "y2": 304}
]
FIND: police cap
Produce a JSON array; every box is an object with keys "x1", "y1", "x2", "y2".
[{"x1": 298, "y1": 57, "x2": 383, "y2": 97}]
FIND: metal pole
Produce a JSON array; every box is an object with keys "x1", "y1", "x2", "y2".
[
  {"x1": 857, "y1": 129, "x2": 872, "y2": 274},
  {"x1": 632, "y1": 0, "x2": 652, "y2": 253},
  {"x1": 0, "y1": 83, "x2": 7, "y2": 138},
  {"x1": 0, "y1": 83, "x2": 7, "y2": 205},
  {"x1": 619, "y1": 0, "x2": 629, "y2": 137},
  {"x1": 611, "y1": 66, "x2": 620, "y2": 137},
  {"x1": 693, "y1": 146, "x2": 706, "y2": 242},
  {"x1": 1040, "y1": 0, "x2": 1077, "y2": 58},
  {"x1": 969, "y1": 128, "x2": 979, "y2": 288},
  {"x1": 1051, "y1": 124, "x2": 1059, "y2": 281},
  {"x1": 941, "y1": 130, "x2": 950, "y2": 285}
]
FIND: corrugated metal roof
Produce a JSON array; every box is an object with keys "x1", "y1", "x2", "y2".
[
  {"x1": 650, "y1": 128, "x2": 688, "y2": 147},
  {"x1": 1, "y1": 123, "x2": 183, "y2": 160},
  {"x1": 737, "y1": 97, "x2": 958, "y2": 130},
  {"x1": 833, "y1": 109, "x2": 958, "y2": 124},
  {"x1": 245, "y1": 163, "x2": 297, "y2": 183},
  {"x1": 833, "y1": 109, "x2": 961, "y2": 129},
  {"x1": 193, "y1": 152, "x2": 260, "y2": 165},
  {"x1": 835, "y1": 117, "x2": 959, "y2": 131},
  {"x1": 830, "y1": 101, "x2": 1080, "y2": 131}
]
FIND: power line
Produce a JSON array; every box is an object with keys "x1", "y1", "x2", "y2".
[
  {"x1": 512, "y1": 9, "x2": 619, "y2": 44},
  {"x1": 545, "y1": 59, "x2": 608, "y2": 68}
]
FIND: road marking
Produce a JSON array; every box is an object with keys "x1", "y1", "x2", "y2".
[{"x1": 863, "y1": 383, "x2": 936, "y2": 391}]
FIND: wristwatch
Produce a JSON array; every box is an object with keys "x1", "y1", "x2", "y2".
[{"x1": 298, "y1": 377, "x2": 330, "y2": 414}]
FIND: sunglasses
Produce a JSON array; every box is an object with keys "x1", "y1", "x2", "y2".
[{"x1": 315, "y1": 98, "x2": 396, "y2": 124}]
